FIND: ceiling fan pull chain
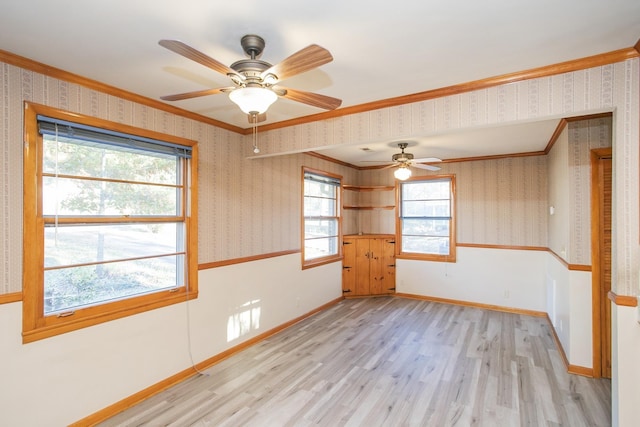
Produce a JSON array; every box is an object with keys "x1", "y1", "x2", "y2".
[{"x1": 251, "y1": 113, "x2": 260, "y2": 154}]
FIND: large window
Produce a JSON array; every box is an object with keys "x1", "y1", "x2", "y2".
[
  {"x1": 302, "y1": 168, "x2": 342, "y2": 268},
  {"x1": 397, "y1": 175, "x2": 456, "y2": 262},
  {"x1": 22, "y1": 103, "x2": 198, "y2": 343}
]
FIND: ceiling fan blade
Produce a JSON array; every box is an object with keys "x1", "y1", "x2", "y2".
[
  {"x1": 261, "y1": 44, "x2": 333, "y2": 81},
  {"x1": 248, "y1": 113, "x2": 267, "y2": 124},
  {"x1": 276, "y1": 86, "x2": 342, "y2": 110},
  {"x1": 412, "y1": 157, "x2": 442, "y2": 163},
  {"x1": 159, "y1": 40, "x2": 243, "y2": 80},
  {"x1": 379, "y1": 163, "x2": 398, "y2": 170},
  {"x1": 160, "y1": 87, "x2": 233, "y2": 101},
  {"x1": 412, "y1": 163, "x2": 441, "y2": 171}
]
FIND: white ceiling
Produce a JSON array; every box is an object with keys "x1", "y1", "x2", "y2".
[{"x1": 1, "y1": 1, "x2": 638, "y2": 163}]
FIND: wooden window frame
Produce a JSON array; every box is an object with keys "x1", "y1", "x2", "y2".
[
  {"x1": 301, "y1": 167, "x2": 343, "y2": 269},
  {"x1": 22, "y1": 102, "x2": 198, "y2": 343},
  {"x1": 396, "y1": 174, "x2": 456, "y2": 262}
]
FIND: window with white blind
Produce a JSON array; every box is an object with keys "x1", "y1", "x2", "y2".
[
  {"x1": 22, "y1": 103, "x2": 198, "y2": 343},
  {"x1": 302, "y1": 168, "x2": 342, "y2": 268},
  {"x1": 397, "y1": 175, "x2": 456, "y2": 262}
]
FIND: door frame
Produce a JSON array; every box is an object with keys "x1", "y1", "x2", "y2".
[{"x1": 590, "y1": 147, "x2": 612, "y2": 378}]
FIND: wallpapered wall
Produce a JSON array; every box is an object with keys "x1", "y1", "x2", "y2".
[
  {"x1": 250, "y1": 60, "x2": 639, "y2": 296},
  {"x1": 0, "y1": 58, "x2": 637, "y2": 296},
  {"x1": 0, "y1": 62, "x2": 357, "y2": 295},
  {"x1": 358, "y1": 155, "x2": 549, "y2": 247},
  {"x1": 568, "y1": 117, "x2": 612, "y2": 265}
]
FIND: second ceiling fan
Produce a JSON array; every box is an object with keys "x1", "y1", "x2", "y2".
[
  {"x1": 372, "y1": 143, "x2": 442, "y2": 180},
  {"x1": 159, "y1": 34, "x2": 342, "y2": 122}
]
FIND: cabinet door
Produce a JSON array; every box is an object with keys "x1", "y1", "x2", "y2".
[
  {"x1": 368, "y1": 238, "x2": 396, "y2": 295},
  {"x1": 354, "y1": 239, "x2": 371, "y2": 296},
  {"x1": 380, "y1": 238, "x2": 396, "y2": 293},
  {"x1": 342, "y1": 238, "x2": 356, "y2": 296}
]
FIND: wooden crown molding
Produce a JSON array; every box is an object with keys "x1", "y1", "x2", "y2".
[
  {"x1": 0, "y1": 49, "x2": 245, "y2": 134},
  {"x1": 1, "y1": 42, "x2": 637, "y2": 136},
  {"x1": 254, "y1": 46, "x2": 639, "y2": 134}
]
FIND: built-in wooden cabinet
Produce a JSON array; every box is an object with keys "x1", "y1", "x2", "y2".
[{"x1": 342, "y1": 234, "x2": 396, "y2": 297}]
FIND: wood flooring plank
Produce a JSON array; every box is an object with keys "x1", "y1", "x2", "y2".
[{"x1": 97, "y1": 297, "x2": 611, "y2": 427}]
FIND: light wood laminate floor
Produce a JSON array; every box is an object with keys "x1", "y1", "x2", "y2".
[{"x1": 99, "y1": 297, "x2": 611, "y2": 426}]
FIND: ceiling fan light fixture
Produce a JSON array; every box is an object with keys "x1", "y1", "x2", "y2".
[
  {"x1": 228, "y1": 87, "x2": 278, "y2": 114},
  {"x1": 394, "y1": 165, "x2": 412, "y2": 180}
]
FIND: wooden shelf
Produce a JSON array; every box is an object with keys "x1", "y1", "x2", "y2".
[{"x1": 343, "y1": 205, "x2": 395, "y2": 210}]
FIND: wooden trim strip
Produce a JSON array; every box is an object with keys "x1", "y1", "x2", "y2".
[
  {"x1": 1, "y1": 46, "x2": 635, "y2": 136},
  {"x1": 198, "y1": 249, "x2": 301, "y2": 270},
  {"x1": 545, "y1": 119, "x2": 569, "y2": 154},
  {"x1": 0, "y1": 49, "x2": 244, "y2": 134},
  {"x1": 545, "y1": 313, "x2": 570, "y2": 368},
  {"x1": 435, "y1": 151, "x2": 546, "y2": 165},
  {"x1": 458, "y1": 243, "x2": 590, "y2": 271},
  {"x1": 0, "y1": 292, "x2": 22, "y2": 304},
  {"x1": 544, "y1": 313, "x2": 594, "y2": 378},
  {"x1": 568, "y1": 365, "x2": 595, "y2": 377},
  {"x1": 255, "y1": 47, "x2": 639, "y2": 134},
  {"x1": 305, "y1": 151, "x2": 356, "y2": 169},
  {"x1": 547, "y1": 248, "x2": 592, "y2": 271},
  {"x1": 69, "y1": 296, "x2": 344, "y2": 426},
  {"x1": 394, "y1": 293, "x2": 547, "y2": 318},
  {"x1": 608, "y1": 291, "x2": 638, "y2": 307},
  {"x1": 396, "y1": 294, "x2": 598, "y2": 377},
  {"x1": 545, "y1": 113, "x2": 613, "y2": 155},
  {"x1": 457, "y1": 243, "x2": 548, "y2": 252},
  {"x1": 309, "y1": 111, "x2": 605, "y2": 172}
]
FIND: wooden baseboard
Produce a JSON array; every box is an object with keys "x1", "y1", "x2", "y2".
[
  {"x1": 568, "y1": 364, "x2": 594, "y2": 377},
  {"x1": 70, "y1": 296, "x2": 344, "y2": 426},
  {"x1": 394, "y1": 293, "x2": 547, "y2": 318},
  {"x1": 394, "y1": 293, "x2": 596, "y2": 378},
  {"x1": 544, "y1": 314, "x2": 594, "y2": 378}
]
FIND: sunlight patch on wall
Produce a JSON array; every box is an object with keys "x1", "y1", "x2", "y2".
[{"x1": 227, "y1": 299, "x2": 261, "y2": 342}]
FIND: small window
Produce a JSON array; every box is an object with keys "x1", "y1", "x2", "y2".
[
  {"x1": 22, "y1": 103, "x2": 198, "y2": 343},
  {"x1": 302, "y1": 168, "x2": 342, "y2": 268},
  {"x1": 397, "y1": 175, "x2": 456, "y2": 262}
]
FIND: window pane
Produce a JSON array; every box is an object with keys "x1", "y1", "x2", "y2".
[
  {"x1": 304, "y1": 236, "x2": 339, "y2": 260},
  {"x1": 402, "y1": 200, "x2": 450, "y2": 217},
  {"x1": 45, "y1": 223, "x2": 181, "y2": 268},
  {"x1": 402, "y1": 236, "x2": 450, "y2": 255},
  {"x1": 402, "y1": 219, "x2": 450, "y2": 237},
  {"x1": 304, "y1": 219, "x2": 338, "y2": 239},
  {"x1": 403, "y1": 180, "x2": 449, "y2": 200},
  {"x1": 43, "y1": 176, "x2": 179, "y2": 216},
  {"x1": 44, "y1": 254, "x2": 182, "y2": 314},
  {"x1": 43, "y1": 136, "x2": 178, "y2": 184},
  {"x1": 304, "y1": 180, "x2": 337, "y2": 198},
  {"x1": 304, "y1": 196, "x2": 337, "y2": 216}
]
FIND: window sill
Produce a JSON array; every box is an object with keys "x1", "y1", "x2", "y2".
[
  {"x1": 396, "y1": 252, "x2": 457, "y2": 263},
  {"x1": 302, "y1": 255, "x2": 342, "y2": 270},
  {"x1": 22, "y1": 290, "x2": 198, "y2": 344}
]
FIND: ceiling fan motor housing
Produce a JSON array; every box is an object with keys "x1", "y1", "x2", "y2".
[{"x1": 392, "y1": 152, "x2": 413, "y2": 162}]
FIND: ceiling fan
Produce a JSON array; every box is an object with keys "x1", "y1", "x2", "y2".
[
  {"x1": 372, "y1": 143, "x2": 442, "y2": 180},
  {"x1": 158, "y1": 34, "x2": 342, "y2": 123}
]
